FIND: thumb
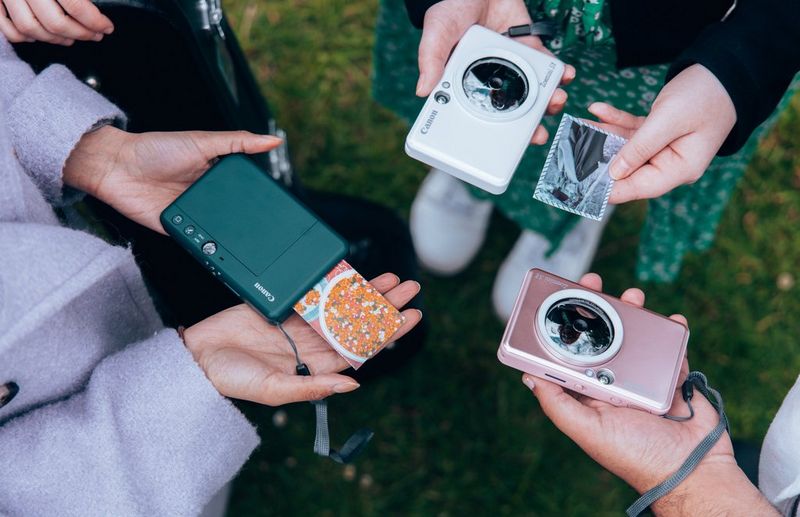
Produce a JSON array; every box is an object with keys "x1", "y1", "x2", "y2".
[
  {"x1": 260, "y1": 372, "x2": 359, "y2": 406},
  {"x1": 608, "y1": 113, "x2": 678, "y2": 180},
  {"x1": 523, "y1": 375, "x2": 598, "y2": 441},
  {"x1": 192, "y1": 130, "x2": 283, "y2": 161},
  {"x1": 417, "y1": 14, "x2": 471, "y2": 97}
]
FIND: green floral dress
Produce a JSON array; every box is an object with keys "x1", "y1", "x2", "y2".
[{"x1": 372, "y1": 0, "x2": 798, "y2": 282}]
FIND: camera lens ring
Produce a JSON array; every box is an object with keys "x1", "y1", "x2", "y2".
[
  {"x1": 462, "y1": 57, "x2": 529, "y2": 114},
  {"x1": 535, "y1": 289, "x2": 624, "y2": 367}
]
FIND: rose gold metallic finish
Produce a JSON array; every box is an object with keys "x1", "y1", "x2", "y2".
[{"x1": 498, "y1": 269, "x2": 689, "y2": 414}]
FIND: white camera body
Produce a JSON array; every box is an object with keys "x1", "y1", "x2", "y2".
[{"x1": 405, "y1": 25, "x2": 564, "y2": 194}]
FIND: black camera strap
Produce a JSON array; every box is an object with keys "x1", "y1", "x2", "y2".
[
  {"x1": 502, "y1": 21, "x2": 558, "y2": 41},
  {"x1": 626, "y1": 371, "x2": 730, "y2": 516},
  {"x1": 277, "y1": 323, "x2": 374, "y2": 464}
]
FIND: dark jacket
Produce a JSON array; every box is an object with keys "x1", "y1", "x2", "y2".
[{"x1": 403, "y1": 0, "x2": 800, "y2": 155}]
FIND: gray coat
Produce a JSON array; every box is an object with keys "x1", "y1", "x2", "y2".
[{"x1": 0, "y1": 38, "x2": 258, "y2": 516}]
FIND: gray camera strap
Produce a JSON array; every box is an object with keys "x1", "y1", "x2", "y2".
[
  {"x1": 277, "y1": 323, "x2": 374, "y2": 464},
  {"x1": 626, "y1": 371, "x2": 730, "y2": 516}
]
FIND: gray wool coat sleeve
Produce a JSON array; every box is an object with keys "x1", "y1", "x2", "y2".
[
  {"x1": 0, "y1": 328, "x2": 260, "y2": 517},
  {"x1": 0, "y1": 36, "x2": 261, "y2": 516}
]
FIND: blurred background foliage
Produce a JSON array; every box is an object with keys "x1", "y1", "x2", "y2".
[{"x1": 222, "y1": 1, "x2": 800, "y2": 514}]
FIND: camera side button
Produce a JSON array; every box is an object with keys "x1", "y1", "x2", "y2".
[
  {"x1": 171, "y1": 214, "x2": 183, "y2": 225},
  {"x1": 574, "y1": 383, "x2": 585, "y2": 392},
  {"x1": 610, "y1": 397, "x2": 622, "y2": 405},
  {"x1": 184, "y1": 225, "x2": 196, "y2": 236}
]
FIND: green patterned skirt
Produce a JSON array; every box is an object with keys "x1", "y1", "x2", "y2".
[{"x1": 372, "y1": 0, "x2": 797, "y2": 282}]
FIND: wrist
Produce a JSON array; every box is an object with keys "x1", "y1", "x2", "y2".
[
  {"x1": 648, "y1": 461, "x2": 776, "y2": 517},
  {"x1": 62, "y1": 125, "x2": 128, "y2": 197}
]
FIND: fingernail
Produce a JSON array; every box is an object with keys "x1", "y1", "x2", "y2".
[
  {"x1": 333, "y1": 382, "x2": 360, "y2": 394},
  {"x1": 260, "y1": 135, "x2": 283, "y2": 143},
  {"x1": 415, "y1": 74, "x2": 426, "y2": 96},
  {"x1": 522, "y1": 376, "x2": 536, "y2": 391},
  {"x1": 92, "y1": 33, "x2": 103, "y2": 41},
  {"x1": 414, "y1": 309, "x2": 423, "y2": 319},
  {"x1": 103, "y1": 25, "x2": 114, "y2": 35},
  {"x1": 609, "y1": 156, "x2": 629, "y2": 180}
]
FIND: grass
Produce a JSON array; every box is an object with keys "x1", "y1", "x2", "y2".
[{"x1": 222, "y1": 1, "x2": 800, "y2": 514}]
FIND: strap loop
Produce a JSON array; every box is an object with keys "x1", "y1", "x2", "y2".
[{"x1": 277, "y1": 322, "x2": 373, "y2": 464}]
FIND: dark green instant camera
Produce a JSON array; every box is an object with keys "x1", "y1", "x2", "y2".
[{"x1": 161, "y1": 155, "x2": 348, "y2": 323}]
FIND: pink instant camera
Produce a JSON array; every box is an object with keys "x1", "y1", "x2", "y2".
[{"x1": 498, "y1": 269, "x2": 689, "y2": 414}]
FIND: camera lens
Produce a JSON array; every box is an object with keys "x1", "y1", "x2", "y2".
[
  {"x1": 462, "y1": 57, "x2": 528, "y2": 114},
  {"x1": 543, "y1": 298, "x2": 614, "y2": 361}
]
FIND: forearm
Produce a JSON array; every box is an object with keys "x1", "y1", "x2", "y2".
[
  {"x1": 0, "y1": 330, "x2": 258, "y2": 516},
  {"x1": 649, "y1": 463, "x2": 779, "y2": 517}
]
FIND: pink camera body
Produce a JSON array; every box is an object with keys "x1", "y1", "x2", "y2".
[{"x1": 498, "y1": 269, "x2": 689, "y2": 414}]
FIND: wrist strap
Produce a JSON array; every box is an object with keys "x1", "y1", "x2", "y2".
[
  {"x1": 277, "y1": 323, "x2": 373, "y2": 464},
  {"x1": 626, "y1": 371, "x2": 730, "y2": 516}
]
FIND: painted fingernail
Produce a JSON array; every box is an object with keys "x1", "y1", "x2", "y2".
[
  {"x1": 522, "y1": 376, "x2": 536, "y2": 391},
  {"x1": 333, "y1": 382, "x2": 360, "y2": 394}
]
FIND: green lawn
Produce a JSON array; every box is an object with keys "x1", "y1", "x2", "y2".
[{"x1": 222, "y1": 1, "x2": 800, "y2": 515}]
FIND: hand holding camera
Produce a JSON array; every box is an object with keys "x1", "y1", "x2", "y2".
[
  {"x1": 520, "y1": 273, "x2": 777, "y2": 516},
  {"x1": 63, "y1": 126, "x2": 283, "y2": 234},
  {"x1": 415, "y1": 0, "x2": 574, "y2": 145}
]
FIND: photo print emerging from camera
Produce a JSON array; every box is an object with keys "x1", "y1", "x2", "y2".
[{"x1": 534, "y1": 115, "x2": 626, "y2": 220}]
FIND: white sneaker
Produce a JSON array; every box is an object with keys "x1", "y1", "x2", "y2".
[
  {"x1": 410, "y1": 169, "x2": 493, "y2": 275},
  {"x1": 492, "y1": 207, "x2": 615, "y2": 321}
]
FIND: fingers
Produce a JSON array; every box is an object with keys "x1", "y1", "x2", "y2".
[
  {"x1": 608, "y1": 112, "x2": 680, "y2": 181},
  {"x1": 3, "y1": 0, "x2": 74, "y2": 44},
  {"x1": 191, "y1": 131, "x2": 283, "y2": 161},
  {"x1": 369, "y1": 272, "x2": 400, "y2": 293},
  {"x1": 588, "y1": 102, "x2": 644, "y2": 131},
  {"x1": 523, "y1": 375, "x2": 599, "y2": 439},
  {"x1": 28, "y1": 0, "x2": 99, "y2": 41},
  {"x1": 546, "y1": 88, "x2": 567, "y2": 116},
  {"x1": 578, "y1": 272, "x2": 602, "y2": 291},
  {"x1": 670, "y1": 314, "x2": 688, "y2": 327},
  {"x1": 608, "y1": 161, "x2": 676, "y2": 204},
  {"x1": 57, "y1": 0, "x2": 113, "y2": 34},
  {"x1": 561, "y1": 64, "x2": 576, "y2": 85},
  {"x1": 530, "y1": 125, "x2": 549, "y2": 145},
  {"x1": 619, "y1": 287, "x2": 645, "y2": 308},
  {"x1": 391, "y1": 308, "x2": 423, "y2": 342},
  {"x1": 0, "y1": 1, "x2": 30, "y2": 41},
  {"x1": 260, "y1": 372, "x2": 359, "y2": 406},
  {"x1": 382, "y1": 279, "x2": 422, "y2": 309},
  {"x1": 416, "y1": 13, "x2": 464, "y2": 97}
]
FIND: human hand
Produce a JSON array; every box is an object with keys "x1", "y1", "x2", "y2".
[
  {"x1": 588, "y1": 64, "x2": 737, "y2": 204},
  {"x1": 0, "y1": 0, "x2": 113, "y2": 45},
  {"x1": 183, "y1": 273, "x2": 422, "y2": 406},
  {"x1": 524, "y1": 273, "x2": 776, "y2": 515},
  {"x1": 63, "y1": 126, "x2": 282, "y2": 233},
  {"x1": 417, "y1": 0, "x2": 575, "y2": 144}
]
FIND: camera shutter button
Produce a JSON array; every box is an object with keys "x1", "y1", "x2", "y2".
[{"x1": 202, "y1": 241, "x2": 217, "y2": 255}]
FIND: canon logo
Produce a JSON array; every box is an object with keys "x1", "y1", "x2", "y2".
[
  {"x1": 539, "y1": 62, "x2": 556, "y2": 88},
  {"x1": 420, "y1": 109, "x2": 439, "y2": 134},
  {"x1": 254, "y1": 282, "x2": 276, "y2": 302}
]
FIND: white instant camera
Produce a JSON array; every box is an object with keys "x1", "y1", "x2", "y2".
[{"x1": 405, "y1": 25, "x2": 565, "y2": 194}]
